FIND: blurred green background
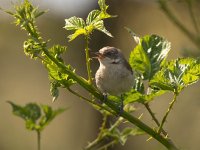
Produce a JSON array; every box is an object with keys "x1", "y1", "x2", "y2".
[{"x1": 1, "y1": 0, "x2": 200, "y2": 150}]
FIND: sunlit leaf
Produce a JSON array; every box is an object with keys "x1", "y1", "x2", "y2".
[
  {"x1": 92, "y1": 20, "x2": 113, "y2": 37},
  {"x1": 64, "y1": 16, "x2": 86, "y2": 30},
  {"x1": 129, "y1": 34, "x2": 171, "y2": 80},
  {"x1": 124, "y1": 89, "x2": 144, "y2": 104},
  {"x1": 68, "y1": 28, "x2": 87, "y2": 41},
  {"x1": 98, "y1": 0, "x2": 116, "y2": 19},
  {"x1": 150, "y1": 58, "x2": 200, "y2": 94},
  {"x1": 23, "y1": 39, "x2": 46, "y2": 59},
  {"x1": 86, "y1": 10, "x2": 101, "y2": 25}
]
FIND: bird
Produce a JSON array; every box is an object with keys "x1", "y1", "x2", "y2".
[{"x1": 95, "y1": 46, "x2": 134, "y2": 113}]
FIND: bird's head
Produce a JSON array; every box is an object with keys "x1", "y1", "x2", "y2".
[{"x1": 95, "y1": 46, "x2": 123, "y2": 65}]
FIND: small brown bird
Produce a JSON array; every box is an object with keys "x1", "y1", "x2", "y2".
[{"x1": 95, "y1": 46, "x2": 134, "y2": 112}]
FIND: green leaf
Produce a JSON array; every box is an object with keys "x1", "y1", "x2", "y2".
[
  {"x1": 48, "y1": 45, "x2": 67, "y2": 62},
  {"x1": 8, "y1": 102, "x2": 41, "y2": 130},
  {"x1": 8, "y1": 101, "x2": 41, "y2": 122},
  {"x1": 64, "y1": 16, "x2": 86, "y2": 30},
  {"x1": 98, "y1": 0, "x2": 116, "y2": 19},
  {"x1": 92, "y1": 20, "x2": 113, "y2": 37},
  {"x1": 23, "y1": 39, "x2": 46, "y2": 59},
  {"x1": 68, "y1": 28, "x2": 87, "y2": 41},
  {"x1": 86, "y1": 10, "x2": 101, "y2": 25},
  {"x1": 64, "y1": 16, "x2": 86, "y2": 41},
  {"x1": 124, "y1": 89, "x2": 144, "y2": 104},
  {"x1": 8, "y1": 101, "x2": 66, "y2": 131},
  {"x1": 150, "y1": 58, "x2": 200, "y2": 94},
  {"x1": 8, "y1": 101, "x2": 27, "y2": 120},
  {"x1": 129, "y1": 34, "x2": 171, "y2": 80},
  {"x1": 39, "y1": 105, "x2": 66, "y2": 130}
]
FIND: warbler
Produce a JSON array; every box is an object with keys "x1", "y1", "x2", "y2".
[{"x1": 95, "y1": 46, "x2": 134, "y2": 112}]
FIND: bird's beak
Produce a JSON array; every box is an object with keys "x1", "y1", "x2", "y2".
[{"x1": 92, "y1": 52, "x2": 104, "y2": 59}]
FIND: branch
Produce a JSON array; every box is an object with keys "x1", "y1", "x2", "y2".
[
  {"x1": 144, "y1": 103, "x2": 168, "y2": 136},
  {"x1": 158, "y1": 93, "x2": 177, "y2": 134}
]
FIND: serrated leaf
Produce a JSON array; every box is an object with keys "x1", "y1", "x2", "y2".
[
  {"x1": 150, "y1": 58, "x2": 200, "y2": 94},
  {"x1": 124, "y1": 89, "x2": 143, "y2": 104},
  {"x1": 64, "y1": 16, "x2": 86, "y2": 30},
  {"x1": 68, "y1": 28, "x2": 87, "y2": 41},
  {"x1": 129, "y1": 34, "x2": 171, "y2": 80},
  {"x1": 23, "y1": 39, "x2": 45, "y2": 59},
  {"x1": 86, "y1": 10, "x2": 101, "y2": 25},
  {"x1": 64, "y1": 16, "x2": 86, "y2": 41},
  {"x1": 92, "y1": 20, "x2": 113, "y2": 37},
  {"x1": 98, "y1": 0, "x2": 116, "y2": 19}
]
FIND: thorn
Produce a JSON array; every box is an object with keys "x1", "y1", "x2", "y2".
[{"x1": 146, "y1": 136, "x2": 153, "y2": 142}]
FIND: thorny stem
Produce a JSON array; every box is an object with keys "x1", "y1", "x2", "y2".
[
  {"x1": 67, "y1": 87, "x2": 116, "y2": 115},
  {"x1": 97, "y1": 114, "x2": 108, "y2": 139},
  {"x1": 97, "y1": 140, "x2": 116, "y2": 150},
  {"x1": 158, "y1": 93, "x2": 178, "y2": 134},
  {"x1": 85, "y1": 35, "x2": 93, "y2": 85},
  {"x1": 144, "y1": 103, "x2": 167, "y2": 136},
  {"x1": 85, "y1": 117, "x2": 123, "y2": 150},
  {"x1": 158, "y1": 0, "x2": 200, "y2": 49}
]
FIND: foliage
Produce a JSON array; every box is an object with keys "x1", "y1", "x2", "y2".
[
  {"x1": 8, "y1": 101, "x2": 66, "y2": 131},
  {"x1": 5, "y1": 0, "x2": 200, "y2": 150},
  {"x1": 64, "y1": 0, "x2": 116, "y2": 41}
]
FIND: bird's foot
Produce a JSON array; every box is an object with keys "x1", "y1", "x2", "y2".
[{"x1": 102, "y1": 93, "x2": 107, "y2": 103}]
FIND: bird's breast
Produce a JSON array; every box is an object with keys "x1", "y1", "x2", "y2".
[{"x1": 95, "y1": 63, "x2": 134, "y2": 95}]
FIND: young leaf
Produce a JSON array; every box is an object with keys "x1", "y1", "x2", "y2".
[
  {"x1": 91, "y1": 20, "x2": 113, "y2": 37},
  {"x1": 64, "y1": 16, "x2": 86, "y2": 30},
  {"x1": 50, "y1": 81, "x2": 60, "y2": 102},
  {"x1": 23, "y1": 39, "x2": 45, "y2": 59},
  {"x1": 129, "y1": 34, "x2": 171, "y2": 80},
  {"x1": 150, "y1": 58, "x2": 200, "y2": 94},
  {"x1": 64, "y1": 16, "x2": 86, "y2": 41},
  {"x1": 98, "y1": 0, "x2": 116, "y2": 19},
  {"x1": 86, "y1": 10, "x2": 101, "y2": 25}
]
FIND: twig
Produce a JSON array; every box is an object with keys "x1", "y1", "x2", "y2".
[
  {"x1": 158, "y1": 93, "x2": 177, "y2": 134},
  {"x1": 144, "y1": 103, "x2": 168, "y2": 136}
]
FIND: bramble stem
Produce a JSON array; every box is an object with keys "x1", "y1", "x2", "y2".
[
  {"x1": 144, "y1": 103, "x2": 167, "y2": 136},
  {"x1": 85, "y1": 35, "x2": 92, "y2": 84},
  {"x1": 158, "y1": 93, "x2": 177, "y2": 134}
]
